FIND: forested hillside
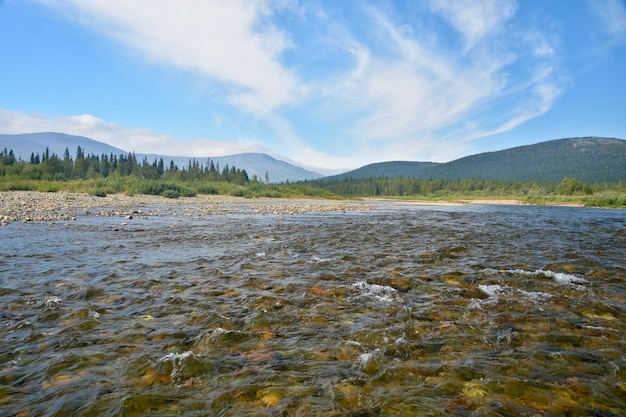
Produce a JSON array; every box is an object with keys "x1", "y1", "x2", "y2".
[
  {"x1": 329, "y1": 137, "x2": 626, "y2": 183},
  {"x1": 328, "y1": 161, "x2": 439, "y2": 180},
  {"x1": 430, "y1": 137, "x2": 626, "y2": 182}
]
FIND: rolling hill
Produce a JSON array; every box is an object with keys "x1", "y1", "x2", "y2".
[
  {"x1": 138, "y1": 152, "x2": 323, "y2": 183},
  {"x1": 0, "y1": 132, "x2": 323, "y2": 183},
  {"x1": 3, "y1": 133, "x2": 625, "y2": 184},
  {"x1": 328, "y1": 161, "x2": 439, "y2": 180},
  {"x1": 325, "y1": 137, "x2": 626, "y2": 183},
  {"x1": 0, "y1": 132, "x2": 126, "y2": 159}
]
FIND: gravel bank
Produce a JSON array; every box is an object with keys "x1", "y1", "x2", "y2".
[{"x1": 0, "y1": 191, "x2": 370, "y2": 225}]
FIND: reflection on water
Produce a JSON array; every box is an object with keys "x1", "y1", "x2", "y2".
[{"x1": 1, "y1": 204, "x2": 625, "y2": 416}]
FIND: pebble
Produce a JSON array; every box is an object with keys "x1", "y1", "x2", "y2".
[{"x1": 0, "y1": 191, "x2": 370, "y2": 225}]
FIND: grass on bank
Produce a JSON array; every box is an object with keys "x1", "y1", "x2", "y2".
[
  {"x1": 0, "y1": 176, "x2": 624, "y2": 207},
  {"x1": 370, "y1": 192, "x2": 626, "y2": 208},
  {"x1": 0, "y1": 176, "x2": 338, "y2": 200}
]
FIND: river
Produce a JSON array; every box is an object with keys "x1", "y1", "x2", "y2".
[{"x1": 1, "y1": 202, "x2": 625, "y2": 416}]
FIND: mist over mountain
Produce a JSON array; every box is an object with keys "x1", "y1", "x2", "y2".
[
  {"x1": 138, "y1": 152, "x2": 323, "y2": 183},
  {"x1": 0, "y1": 132, "x2": 126, "y2": 160},
  {"x1": 0, "y1": 132, "x2": 323, "y2": 183},
  {"x1": 2, "y1": 133, "x2": 625, "y2": 184}
]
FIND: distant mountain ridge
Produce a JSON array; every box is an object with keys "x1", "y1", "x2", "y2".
[
  {"x1": 0, "y1": 132, "x2": 126, "y2": 159},
  {"x1": 326, "y1": 137, "x2": 626, "y2": 183},
  {"x1": 2, "y1": 133, "x2": 625, "y2": 184},
  {"x1": 0, "y1": 132, "x2": 323, "y2": 183}
]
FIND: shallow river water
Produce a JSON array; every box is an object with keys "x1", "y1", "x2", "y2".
[{"x1": 1, "y1": 202, "x2": 625, "y2": 416}]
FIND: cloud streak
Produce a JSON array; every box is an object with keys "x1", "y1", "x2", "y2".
[
  {"x1": 317, "y1": 1, "x2": 561, "y2": 160},
  {"x1": 12, "y1": 1, "x2": 618, "y2": 168},
  {"x1": 0, "y1": 109, "x2": 271, "y2": 156},
  {"x1": 45, "y1": 0, "x2": 303, "y2": 115},
  {"x1": 586, "y1": 0, "x2": 626, "y2": 42},
  {"x1": 429, "y1": 0, "x2": 518, "y2": 51}
]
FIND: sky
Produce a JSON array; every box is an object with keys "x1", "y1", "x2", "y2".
[{"x1": 1, "y1": 0, "x2": 625, "y2": 173}]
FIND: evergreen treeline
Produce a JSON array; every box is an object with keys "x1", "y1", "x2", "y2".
[
  {"x1": 315, "y1": 176, "x2": 617, "y2": 198},
  {"x1": 0, "y1": 145, "x2": 338, "y2": 199},
  {"x1": 430, "y1": 138, "x2": 626, "y2": 183},
  {"x1": 0, "y1": 146, "x2": 249, "y2": 185},
  {"x1": 2, "y1": 145, "x2": 626, "y2": 206}
]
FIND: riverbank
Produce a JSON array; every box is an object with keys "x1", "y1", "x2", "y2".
[
  {"x1": 0, "y1": 191, "x2": 369, "y2": 225},
  {"x1": 363, "y1": 198, "x2": 526, "y2": 206},
  {"x1": 0, "y1": 191, "x2": 611, "y2": 226},
  {"x1": 363, "y1": 197, "x2": 589, "y2": 208}
]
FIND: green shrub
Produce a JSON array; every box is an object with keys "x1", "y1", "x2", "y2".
[
  {"x1": 584, "y1": 192, "x2": 626, "y2": 207},
  {"x1": 88, "y1": 189, "x2": 108, "y2": 197},
  {"x1": 230, "y1": 187, "x2": 252, "y2": 198},
  {"x1": 0, "y1": 179, "x2": 35, "y2": 191},
  {"x1": 161, "y1": 189, "x2": 179, "y2": 199},
  {"x1": 195, "y1": 184, "x2": 219, "y2": 195},
  {"x1": 37, "y1": 182, "x2": 60, "y2": 193}
]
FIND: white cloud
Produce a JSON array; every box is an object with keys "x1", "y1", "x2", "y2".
[
  {"x1": 586, "y1": 0, "x2": 626, "y2": 41},
  {"x1": 0, "y1": 108, "x2": 360, "y2": 171},
  {"x1": 39, "y1": 0, "x2": 303, "y2": 115},
  {"x1": 325, "y1": 11, "x2": 509, "y2": 156},
  {"x1": 24, "y1": 1, "x2": 569, "y2": 167},
  {"x1": 429, "y1": 0, "x2": 518, "y2": 51},
  {"x1": 460, "y1": 81, "x2": 562, "y2": 141},
  {"x1": 311, "y1": 1, "x2": 565, "y2": 162},
  {"x1": 0, "y1": 109, "x2": 271, "y2": 156}
]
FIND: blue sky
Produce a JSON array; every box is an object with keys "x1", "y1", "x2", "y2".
[{"x1": 1, "y1": 0, "x2": 625, "y2": 172}]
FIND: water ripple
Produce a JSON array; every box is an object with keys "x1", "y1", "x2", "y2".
[{"x1": 1, "y1": 204, "x2": 625, "y2": 415}]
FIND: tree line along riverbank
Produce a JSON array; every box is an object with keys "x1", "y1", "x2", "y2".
[{"x1": 1, "y1": 146, "x2": 625, "y2": 207}]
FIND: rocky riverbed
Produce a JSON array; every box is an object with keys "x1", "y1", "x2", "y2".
[{"x1": 0, "y1": 191, "x2": 370, "y2": 225}]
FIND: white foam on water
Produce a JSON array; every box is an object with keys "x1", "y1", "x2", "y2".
[
  {"x1": 519, "y1": 289, "x2": 552, "y2": 301},
  {"x1": 540, "y1": 270, "x2": 587, "y2": 285},
  {"x1": 43, "y1": 296, "x2": 62, "y2": 308},
  {"x1": 309, "y1": 255, "x2": 331, "y2": 263},
  {"x1": 255, "y1": 252, "x2": 266, "y2": 258},
  {"x1": 212, "y1": 327, "x2": 227, "y2": 335},
  {"x1": 582, "y1": 325, "x2": 619, "y2": 332},
  {"x1": 478, "y1": 284, "x2": 551, "y2": 304},
  {"x1": 158, "y1": 351, "x2": 197, "y2": 383},
  {"x1": 483, "y1": 268, "x2": 587, "y2": 285},
  {"x1": 159, "y1": 351, "x2": 195, "y2": 362},
  {"x1": 358, "y1": 348, "x2": 381, "y2": 367},
  {"x1": 478, "y1": 284, "x2": 506, "y2": 298},
  {"x1": 351, "y1": 281, "x2": 398, "y2": 303}
]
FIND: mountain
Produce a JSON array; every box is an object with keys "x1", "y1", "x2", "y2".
[
  {"x1": 3, "y1": 133, "x2": 624, "y2": 184},
  {"x1": 137, "y1": 152, "x2": 323, "y2": 183},
  {"x1": 328, "y1": 161, "x2": 440, "y2": 180},
  {"x1": 0, "y1": 132, "x2": 127, "y2": 159},
  {"x1": 429, "y1": 137, "x2": 626, "y2": 183},
  {"x1": 0, "y1": 132, "x2": 323, "y2": 183},
  {"x1": 324, "y1": 137, "x2": 626, "y2": 183}
]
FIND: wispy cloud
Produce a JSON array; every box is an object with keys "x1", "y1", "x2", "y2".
[
  {"x1": 0, "y1": 109, "x2": 271, "y2": 156},
  {"x1": 21, "y1": 1, "x2": 574, "y2": 166},
  {"x1": 586, "y1": 0, "x2": 626, "y2": 42},
  {"x1": 429, "y1": 0, "x2": 518, "y2": 51},
  {"x1": 320, "y1": 2, "x2": 560, "y2": 160},
  {"x1": 40, "y1": 0, "x2": 303, "y2": 116}
]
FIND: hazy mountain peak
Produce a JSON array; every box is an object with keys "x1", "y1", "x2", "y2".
[{"x1": 0, "y1": 132, "x2": 323, "y2": 183}]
